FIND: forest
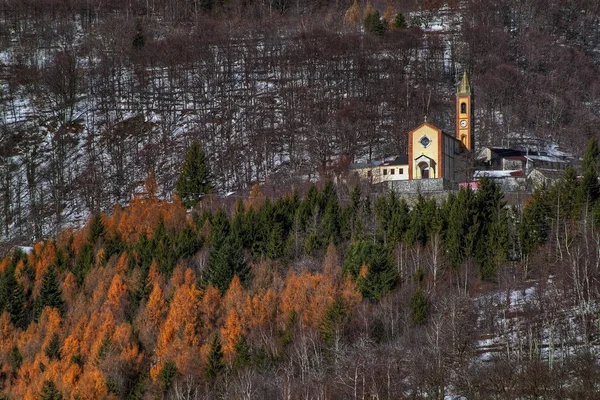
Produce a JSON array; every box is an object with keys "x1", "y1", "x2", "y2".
[
  {"x1": 0, "y1": 135, "x2": 600, "y2": 398},
  {"x1": 0, "y1": 0, "x2": 599, "y2": 242},
  {"x1": 0, "y1": 0, "x2": 600, "y2": 398}
]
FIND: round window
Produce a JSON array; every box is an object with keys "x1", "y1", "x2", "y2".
[{"x1": 419, "y1": 136, "x2": 431, "y2": 148}]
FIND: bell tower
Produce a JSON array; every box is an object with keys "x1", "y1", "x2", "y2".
[{"x1": 456, "y1": 71, "x2": 473, "y2": 151}]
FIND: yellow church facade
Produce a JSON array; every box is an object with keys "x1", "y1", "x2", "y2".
[{"x1": 352, "y1": 72, "x2": 473, "y2": 187}]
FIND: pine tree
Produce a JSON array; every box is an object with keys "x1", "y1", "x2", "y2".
[
  {"x1": 44, "y1": 333, "x2": 61, "y2": 360},
  {"x1": 409, "y1": 287, "x2": 428, "y2": 325},
  {"x1": 204, "y1": 233, "x2": 248, "y2": 294},
  {"x1": 74, "y1": 242, "x2": 94, "y2": 286},
  {"x1": 580, "y1": 138, "x2": 600, "y2": 206},
  {"x1": 174, "y1": 223, "x2": 201, "y2": 259},
  {"x1": 364, "y1": 10, "x2": 387, "y2": 36},
  {"x1": 8, "y1": 283, "x2": 26, "y2": 327},
  {"x1": 176, "y1": 140, "x2": 213, "y2": 208},
  {"x1": 266, "y1": 222, "x2": 285, "y2": 260},
  {"x1": 393, "y1": 12, "x2": 407, "y2": 29},
  {"x1": 10, "y1": 345, "x2": 22, "y2": 371},
  {"x1": 206, "y1": 332, "x2": 224, "y2": 380},
  {"x1": 343, "y1": 240, "x2": 396, "y2": 299},
  {"x1": 157, "y1": 361, "x2": 177, "y2": 391},
  {"x1": 39, "y1": 380, "x2": 64, "y2": 400},
  {"x1": 34, "y1": 266, "x2": 65, "y2": 320},
  {"x1": 132, "y1": 19, "x2": 145, "y2": 49},
  {"x1": 88, "y1": 213, "x2": 105, "y2": 245}
]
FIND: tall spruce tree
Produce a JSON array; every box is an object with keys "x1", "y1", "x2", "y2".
[
  {"x1": 176, "y1": 140, "x2": 213, "y2": 208},
  {"x1": 364, "y1": 10, "x2": 387, "y2": 36},
  {"x1": 343, "y1": 240, "x2": 396, "y2": 299},
  {"x1": 34, "y1": 266, "x2": 64, "y2": 320},
  {"x1": 581, "y1": 138, "x2": 600, "y2": 206},
  {"x1": 39, "y1": 380, "x2": 64, "y2": 400},
  {"x1": 206, "y1": 332, "x2": 224, "y2": 380}
]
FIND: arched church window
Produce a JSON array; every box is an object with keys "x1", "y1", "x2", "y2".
[{"x1": 461, "y1": 102, "x2": 467, "y2": 114}]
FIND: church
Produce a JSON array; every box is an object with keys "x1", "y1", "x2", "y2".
[{"x1": 351, "y1": 72, "x2": 473, "y2": 190}]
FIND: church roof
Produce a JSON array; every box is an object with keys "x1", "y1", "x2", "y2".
[{"x1": 457, "y1": 71, "x2": 471, "y2": 95}]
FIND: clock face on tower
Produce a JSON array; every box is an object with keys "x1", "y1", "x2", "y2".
[{"x1": 460, "y1": 120, "x2": 468, "y2": 128}]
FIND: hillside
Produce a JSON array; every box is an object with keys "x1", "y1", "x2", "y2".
[
  {"x1": 1, "y1": 0, "x2": 599, "y2": 242},
  {"x1": 0, "y1": 170, "x2": 600, "y2": 398}
]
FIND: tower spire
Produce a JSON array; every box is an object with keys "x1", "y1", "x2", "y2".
[{"x1": 457, "y1": 71, "x2": 471, "y2": 95}]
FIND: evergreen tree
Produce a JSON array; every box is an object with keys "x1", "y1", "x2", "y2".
[
  {"x1": 364, "y1": 10, "x2": 387, "y2": 36},
  {"x1": 39, "y1": 380, "x2": 64, "y2": 400},
  {"x1": 176, "y1": 140, "x2": 213, "y2": 208},
  {"x1": 206, "y1": 332, "x2": 224, "y2": 380},
  {"x1": 74, "y1": 243, "x2": 94, "y2": 286},
  {"x1": 153, "y1": 219, "x2": 177, "y2": 276},
  {"x1": 8, "y1": 283, "x2": 26, "y2": 327},
  {"x1": 44, "y1": 333, "x2": 61, "y2": 360},
  {"x1": 322, "y1": 198, "x2": 341, "y2": 244},
  {"x1": 580, "y1": 138, "x2": 600, "y2": 206},
  {"x1": 157, "y1": 361, "x2": 177, "y2": 391},
  {"x1": 343, "y1": 240, "x2": 396, "y2": 299},
  {"x1": 132, "y1": 19, "x2": 145, "y2": 49},
  {"x1": 88, "y1": 213, "x2": 105, "y2": 245},
  {"x1": 174, "y1": 223, "x2": 202, "y2": 259},
  {"x1": 519, "y1": 187, "x2": 551, "y2": 257},
  {"x1": 320, "y1": 300, "x2": 347, "y2": 346},
  {"x1": 233, "y1": 336, "x2": 251, "y2": 369},
  {"x1": 393, "y1": 12, "x2": 407, "y2": 29},
  {"x1": 34, "y1": 266, "x2": 64, "y2": 320},
  {"x1": 266, "y1": 222, "x2": 285, "y2": 260},
  {"x1": 10, "y1": 345, "x2": 22, "y2": 371},
  {"x1": 204, "y1": 233, "x2": 248, "y2": 294},
  {"x1": 409, "y1": 287, "x2": 428, "y2": 325}
]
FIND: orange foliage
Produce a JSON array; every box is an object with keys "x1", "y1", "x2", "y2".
[
  {"x1": 115, "y1": 252, "x2": 129, "y2": 274},
  {"x1": 359, "y1": 264, "x2": 369, "y2": 279},
  {"x1": 105, "y1": 274, "x2": 129, "y2": 319},
  {"x1": 201, "y1": 286, "x2": 222, "y2": 336},
  {"x1": 114, "y1": 175, "x2": 187, "y2": 244},
  {"x1": 221, "y1": 309, "x2": 242, "y2": 359},
  {"x1": 153, "y1": 275, "x2": 202, "y2": 381},
  {"x1": 245, "y1": 183, "x2": 265, "y2": 210},
  {"x1": 0, "y1": 256, "x2": 9, "y2": 273},
  {"x1": 145, "y1": 283, "x2": 167, "y2": 325},
  {"x1": 62, "y1": 272, "x2": 77, "y2": 306},
  {"x1": 147, "y1": 260, "x2": 161, "y2": 287},
  {"x1": 280, "y1": 270, "x2": 336, "y2": 328}
]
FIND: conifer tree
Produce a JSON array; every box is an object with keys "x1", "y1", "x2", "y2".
[
  {"x1": 409, "y1": 287, "x2": 428, "y2": 325},
  {"x1": 343, "y1": 240, "x2": 396, "y2": 299},
  {"x1": 74, "y1": 243, "x2": 94, "y2": 285},
  {"x1": 206, "y1": 332, "x2": 224, "y2": 380},
  {"x1": 266, "y1": 222, "x2": 285, "y2": 260},
  {"x1": 580, "y1": 138, "x2": 600, "y2": 205},
  {"x1": 132, "y1": 19, "x2": 145, "y2": 49},
  {"x1": 9, "y1": 283, "x2": 26, "y2": 327},
  {"x1": 88, "y1": 213, "x2": 105, "y2": 245},
  {"x1": 10, "y1": 345, "x2": 22, "y2": 371},
  {"x1": 364, "y1": 9, "x2": 387, "y2": 36},
  {"x1": 34, "y1": 266, "x2": 64, "y2": 320},
  {"x1": 157, "y1": 361, "x2": 177, "y2": 391},
  {"x1": 344, "y1": 0, "x2": 360, "y2": 26},
  {"x1": 393, "y1": 12, "x2": 407, "y2": 29},
  {"x1": 204, "y1": 227, "x2": 248, "y2": 294},
  {"x1": 44, "y1": 333, "x2": 61, "y2": 360},
  {"x1": 39, "y1": 380, "x2": 64, "y2": 400},
  {"x1": 176, "y1": 140, "x2": 213, "y2": 208}
]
